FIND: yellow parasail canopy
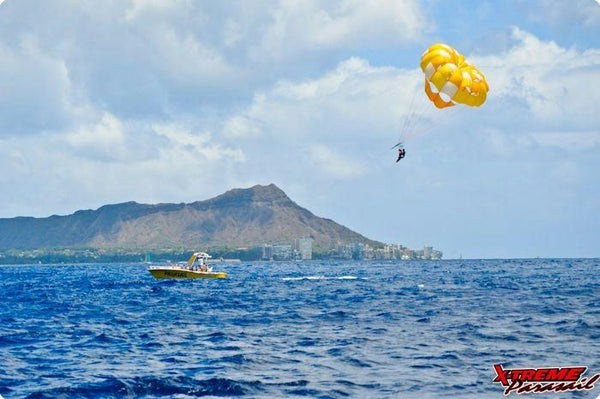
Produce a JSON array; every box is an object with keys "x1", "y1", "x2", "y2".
[{"x1": 420, "y1": 43, "x2": 489, "y2": 109}]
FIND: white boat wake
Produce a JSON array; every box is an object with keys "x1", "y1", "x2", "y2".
[{"x1": 281, "y1": 275, "x2": 365, "y2": 281}]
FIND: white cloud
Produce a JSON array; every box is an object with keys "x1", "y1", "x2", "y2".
[
  {"x1": 124, "y1": 0, "x2": 182, "y2": 22},
  {"x1": 222, "y1": 18, "x2": 244, "y2": 48},
  {"x1": 63, "y1": 114, "x2": 128, "y2": 162},
  {"x1": 309, "y1": 144, "x2": 367, "y2": 179},
  {"x1": 531, "y1": 131, "x2": 600, "y2": 150},
  {"x1": 154, "y1": 123, "x2": 244, "y2": 162},
  {"x1": 0, "y1": 0, "x2": 428, "y2": 134},
  {"x1": 529, "y1": 0, "x2": 600, "y2": 29},
  {"x1": 260, "y1": 0, "x2": 424, "y2": 61},
  {"x1": 150, "y1": 25, "x2": 236, "y2": 89},
  {"x1": 0, "y1": 1, "x2": 413, "y2": 215},
  {"x1": 470, "y1": 27, "x2": 600, "y2": 132},
  {"x1": 222, "y1": 115, "x2": 264, "y2": 139},
  {"x1": 228, "y1": 57, "x2": 410, "y2": 144},
  {"x1": 0, "y1": 36, "x2": 93, "y2": 135},
  {"x1": 0, "y1": 117, "x2": 245, "y2": 217}
]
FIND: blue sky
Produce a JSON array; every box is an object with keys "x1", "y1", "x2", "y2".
[{"x1": 0, "y1": 0, "x2": 599, "y2": 258}]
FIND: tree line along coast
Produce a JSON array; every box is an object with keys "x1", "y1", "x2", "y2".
[{"x1": 0, "y1": 242, "x2": 442, "y2": 265}]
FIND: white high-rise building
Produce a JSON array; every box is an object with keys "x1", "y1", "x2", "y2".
[{"x1": 297, "y1": 237, "x2": 313, "y2": 260}]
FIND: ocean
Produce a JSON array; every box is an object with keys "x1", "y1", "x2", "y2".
[{"x1": 1, "y1": 259, "x2": 598, "y2": 398}]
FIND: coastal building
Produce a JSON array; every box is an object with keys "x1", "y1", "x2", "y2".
[
  {"x1": 401, "y1": 249, "x2": 415, "y2": 260},
  {"x1": 272, "y1": 244, "x2": 293, "y2": 260},
  {"x1": 296, "y1": 237, "x2": 313, "y2": 260},
  {"x1": 262, "y1": 244, "x2": 273, "y2": 261},
  {"x1": 382, "y1": 245, "x2": 394, "y2": 260},
  {"x1": 336, "y1": 244, "x2": 353, "y2": 259},
  {"x1": 362, "y1": 244, "x2": 374, "y2": 260},
  {"x1": 352, "y1": 243, "x2": 365, "y2": 260},
  {"x1": 391, "y1": 244, "x2": 406, "y2": 259},
  {"x1": 423, "y1": 246, "x2": 433, "y2": 259},
  {"x1": 259, "y1": 240, "x2": 442, "y2": 261}
]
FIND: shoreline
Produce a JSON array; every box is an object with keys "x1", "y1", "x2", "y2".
[{"x1": 0, "y1": 257, "x2": 598, "y2": 267}]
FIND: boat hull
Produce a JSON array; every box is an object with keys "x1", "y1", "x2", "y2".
[{"x1": 148, "y1": 267, "x2": 227, "y2": 279}]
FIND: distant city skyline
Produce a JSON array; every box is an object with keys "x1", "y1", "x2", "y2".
[
  {"x1": 0, "y1": 1, "x2": 598, "y2": 259},
  {"x1": 260, "y1": 239, "x2": 442, "y2": 261}
]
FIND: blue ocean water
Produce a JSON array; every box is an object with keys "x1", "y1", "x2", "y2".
[{"x1": 0, "y1": 259, "x2": 599, "y2": 398}]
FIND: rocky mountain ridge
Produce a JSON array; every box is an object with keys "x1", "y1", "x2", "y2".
[{"x1": 0, "y1": 184, "x2": 380, "y2": 250}]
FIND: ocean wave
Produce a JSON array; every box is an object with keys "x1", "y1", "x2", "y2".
[
  {"x1": 1, "y1": 259, "x2": 598, "y2": 398},
  {"x1": 24, "y1": 376, "x2": 261, "y2": 398},
  {"x1": 281, "y1": 275, "x2": 363, "y2": 281}
]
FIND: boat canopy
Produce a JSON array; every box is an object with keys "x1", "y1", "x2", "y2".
[{"x1": 187, "y1": 252, "x2": 212, "y2": 265}]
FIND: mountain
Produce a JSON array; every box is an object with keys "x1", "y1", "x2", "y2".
[{"x1": 0, "y1": 184, "x2": 380, "y2": 250}]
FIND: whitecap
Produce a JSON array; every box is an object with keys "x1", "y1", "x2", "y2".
[{"x1": 281, "y1": 275, "x2": 363, "y2": 281}]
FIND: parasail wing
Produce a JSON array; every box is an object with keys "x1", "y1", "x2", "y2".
[{"x1": 420, "y1": 43, "x2": 489, "y2": 109}]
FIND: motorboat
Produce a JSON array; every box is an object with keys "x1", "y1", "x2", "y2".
[{"x1": 148, "y1": 252, "x2": 227, "y2": 279}]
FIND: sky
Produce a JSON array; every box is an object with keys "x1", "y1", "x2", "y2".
[{"x1": 0, "y1": 0, "x2": 599, "y2": 259}]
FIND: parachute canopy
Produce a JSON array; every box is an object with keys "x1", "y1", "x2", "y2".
[{"x1": 420, "y1": 43, "x2": 489, "y2": 109}]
